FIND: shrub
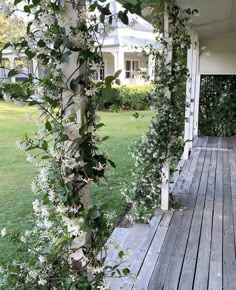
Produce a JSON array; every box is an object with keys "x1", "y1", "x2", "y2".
[
  {"x1": 199, "y1": 75, "x2": 236, "y2": 136},
  {"x1": 99, "y1": 84, "x2": 153, "y2": 111},
  {"x1": 0, "y1": 81, "x2": 32, "y2": 100}
]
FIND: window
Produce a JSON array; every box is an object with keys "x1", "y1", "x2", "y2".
[
  {"x1": 125, "y1": 60, "x2": 139, "y2": 79},
  {"x1": 92, "y1": 64, "x2": 105, "y2": 81}
]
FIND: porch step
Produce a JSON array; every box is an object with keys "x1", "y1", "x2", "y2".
[{"x1": 105, "y1": 209, "x2": 168, "y2": 289}]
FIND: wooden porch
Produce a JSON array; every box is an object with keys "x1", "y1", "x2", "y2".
[{"x1": 107, "y1": 136, "x2": 236, "y2": 289}]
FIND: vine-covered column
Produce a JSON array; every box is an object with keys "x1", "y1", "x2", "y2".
[
  {"x1": 161, "y1": 8, "x2": 172, "y2": 211},
  {"x1": 128, "y1": 0, "x2": 198, "y2": 221},
  {"x1": 183, "y1": 29, "x2": 200, "y2": 159}
]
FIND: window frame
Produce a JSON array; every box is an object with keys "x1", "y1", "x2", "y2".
[{"x1": 125, "y1": 59, "x2": 140, "y2": 79}]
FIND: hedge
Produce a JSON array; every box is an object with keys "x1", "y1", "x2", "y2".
[
  {"x1": 99, "y1": 84, "x2": 154, "y2": 111},
  {"x1": 199, "y1": 75, "x2": 236, "y2": 137},
  {"x1": 0, "y1": 81, "x2": 32, "y2": 100}
]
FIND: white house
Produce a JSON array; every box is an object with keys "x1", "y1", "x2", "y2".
[
  {"x1": 0, "y1": 1, "x2": 157, "y2": 85},
  {"x1": 97, "y1": 0, "x2": 157, "y2": 85}
]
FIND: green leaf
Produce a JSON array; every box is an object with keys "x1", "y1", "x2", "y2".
[
  {"x1": 8, "y1": 69, "x2": 18, "y2": 77},
  {"x1": 24, "y1": 5, "x2": 31, "y2": 13},
  {"x1": 115, "y1": 79, "x2": 121, "y2": 86},
  {"x1": 118, "y1": 11, "x2": 129, "y2": 25},
  {"x1": 114, "y1": 70, "x2": 122, "y2": 78},
  {"x1": 122, "y1": 268, "x2": 130, "y2": 275},
  {"x1": 61, "y1": 51, "x2": 72, "y2": 63},
  {"x1": 96, "y1": 123, "x2": 105, "y2": 129},
  {"x1": 89, "y1": 2, "x2": 97, "y2": 11},
  {"x1": 105, "y1": 75, "x2": 115, "y2": 86},
  {"x1": 70, "y1": 74, "x2": 84, "y2": 92},
  {"x1": 14, "y1": 0, "x2": 22, "y2": 5},
  {"x1": 118, "y1": 250, "x2": 125, "y2": 258},
  {"x1": 45, "y1": 121, "x2": 52, "y2": 131},
  {"x1": 108, "y1": 159, "x2": 116, "y2": 168},
  {"x1": 101, "y1": 136, "x2": 109, "y2": 141},
  {"x1": 37, "y1": 39, "x2": 46, "y2": 48},
  {"x1": 32, "y1": 0, "x2": 40, "y2": 5},
  {"x1": 2, "y1": 42, "x2": 11, "y2": 50},
  {"x1": 25, "y1": 48, "x2": 35, "y2": 60},
  {"x1": 42, "y1": 140, "x2": 48, "y2": 151}
]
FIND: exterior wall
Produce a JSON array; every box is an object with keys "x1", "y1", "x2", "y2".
[
  {"x1": 200, "y1": 33, "x2": 236, "y2": 74},
  {"x1": 124, "y1": 52, "x2": 148, "y2": 85},
  {"x1": 103, "y1": 51, "x2": 149, "y2": 85},
  {"x1": 103, "y1": 52, "x2": 114, "y2": 76}
]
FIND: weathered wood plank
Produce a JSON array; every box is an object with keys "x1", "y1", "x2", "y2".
[
  {"x1": 133, "y1": 211, "x2": 173, "y2": 290},
  {"x1": 149, "y1": 146, "x2": 206, "y2": 290},
  {"x1": 108, "y1": 224, "x2": 149, "y2": 290},
  {"x1": 123, "y1": 209, "x2": 164, "y2": 289},
  {"x1": 161, "y1": 148, "x2": 202, "y2": 290},
  {"x1": 222, "y1": 150, "x2": 236, "y2": 290},
  {"x1": 208, "y1": 149, "x2": 223, "y2": 290},
  {"x1": 193, "y1": 142, "x2": 217, "y2": 290},
  {"x1": 177, "y1": 147, "x2": 212, "y2": 290}
]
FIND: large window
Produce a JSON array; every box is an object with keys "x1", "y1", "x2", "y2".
[
  {"x1": 125, "y1": 60, "x2": 139, "y2": 79},
  {"x1": 93, "y1": 64, "x2": 105, "y2": 81}
]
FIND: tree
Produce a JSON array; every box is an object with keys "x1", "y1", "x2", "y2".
[{"x1": 0, "y1": 9, "x2": 25, "y2": 47}]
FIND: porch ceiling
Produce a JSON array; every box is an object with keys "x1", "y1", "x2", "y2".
[{"x1": 178, "y1": 0, "x2": 236, "y2": 39}]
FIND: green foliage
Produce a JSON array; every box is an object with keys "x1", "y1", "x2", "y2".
[
  {"x1": 0, "y1": 0, "x2": 142, "y2": 287},
  {"x1": 199, "y1": 75, "x2": 236, "y2": 137},
  {"x1": 99, "y1": 84, "x2": 153, "y2": 111},
  {"x1": 0, "y1": 81, "x2": 32, "y2": 100},
  {"x1": 126, "y1": 0, "x2": 195, "y2": 222}
]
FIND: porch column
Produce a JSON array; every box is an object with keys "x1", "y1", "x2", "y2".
[
  {"x1": 113, "y1": 49, "x2": 125, "y2": 83},
  {"x1": 189, "y1": 32, "x2": 199, "y2": 149},
  {"x1": 183, "y1": 31, "x2": 199, "y2": 159},
  {"x1": 193, "y1": 74, "x2": 201, "y2": 136},
  {"x1": 9, "y1": 57, "x2": 16, "y2": 83},
  {"x1": 161, "y1": 10, "x2": 172, "y2": 211},
  {"x1": 148, "y1": 54, "x2": 154, "y2": 81}
]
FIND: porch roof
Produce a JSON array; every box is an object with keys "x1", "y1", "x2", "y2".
[{"x1": 178, "y1": 0, "x2": 236, "y2": 39}]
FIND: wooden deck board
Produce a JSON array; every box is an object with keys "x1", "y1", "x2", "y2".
[
  {"x1": 107, "y1": 137, "x2": 236, "y2": 290},
  {"x1": 146, "y1": 137, "x2": 236, "y2": 290}
]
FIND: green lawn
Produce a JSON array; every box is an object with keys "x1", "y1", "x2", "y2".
[{"x1": 0, "y1": 102, "x2": 152, "y2": 261}]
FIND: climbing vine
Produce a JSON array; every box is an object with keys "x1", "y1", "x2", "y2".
[
  {"x1": 126, "y1": 0, "x2": 198, "y2": 221},
  {"x1": 0, "y1": 0, "x2": 142, "y2": 288}
]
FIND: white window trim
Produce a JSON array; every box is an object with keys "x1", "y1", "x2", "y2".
[
  {"x1": 92, "y1": 59, "x2": 107, "y2": 81},
  {"x1": 125, "y1": 59, "x2": 140, "y2": 79}
]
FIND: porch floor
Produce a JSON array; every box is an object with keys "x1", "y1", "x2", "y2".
[
  {"x1": 147, "y1": 136, "x2": 236, "y2": 290},
  {"x1": 108, "y1": 136, "x2": 236, "y2": 289}
]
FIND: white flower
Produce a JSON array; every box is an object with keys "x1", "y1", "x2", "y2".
[
  {"x1": 26, "y1": 154, "x2": 36, "y2": 164},
  {"x1": 205, "y1": 51, "x2": 211, "y2": 56},
  {"x1": 0, "y1": 228, "x2": 6, "y2": 237},
  {"x1": 25, "y1": 113, "x2": 33, "y2": 121},
  {"x1": 16, "y1": 140, "x2": 28, "y2": 151},
  {"x1": 39, "y1": 167, "x2": 48, "y2": 184},
  {"x1": 33, "y1": 199, "x2": 41, "y2": 214},
  {"x1": 3, "y1": 93, "x2": 11, "y2": 103},
  {"x1": 38, "y1": 255, "x2": 46, "y2": 263},
  {"x1": 38, "y1": 278, "x2": 47, "y2": 286},
  {"x1": 85, "y1": 88, "x2": 99, "y2": 96},
  {"x1": 141, "y1": 7, "x2": 153, "y2": 17}
]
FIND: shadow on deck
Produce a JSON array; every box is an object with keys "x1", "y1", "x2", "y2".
[{"x1": 107, "y1": 137, "x2": 236, "y2": 290}]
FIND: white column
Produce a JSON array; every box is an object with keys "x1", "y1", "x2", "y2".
[
  {"x1": 188, "y1": 32, "x2": 199, "y2": 150},
  {"x1": 161, "y1": 10, "x2": 172, "y2": 211},
  {"x1": 9, "y1": 57, "x2": 16, "y2": 83},
  {"x1": 148, "y1": 54, "x2": 153, "y2": 81},
  {"x1": 183, "y1": 32, "x2": 193, "y2": 160},
  {"x1": 193, "y1": 74, "x2": 201, "y2": 136},
  {"x1": 113, "y1": 49, "x2": 124, "y2": 83}
]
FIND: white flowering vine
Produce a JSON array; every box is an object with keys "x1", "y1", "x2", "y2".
[{"x1": 0, "y1": 0, "x2": 142, "y2": 288}]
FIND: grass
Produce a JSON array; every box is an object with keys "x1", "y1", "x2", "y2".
[{"x1": 0, "y1": 102, "x2": 152, "y2": 261}]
